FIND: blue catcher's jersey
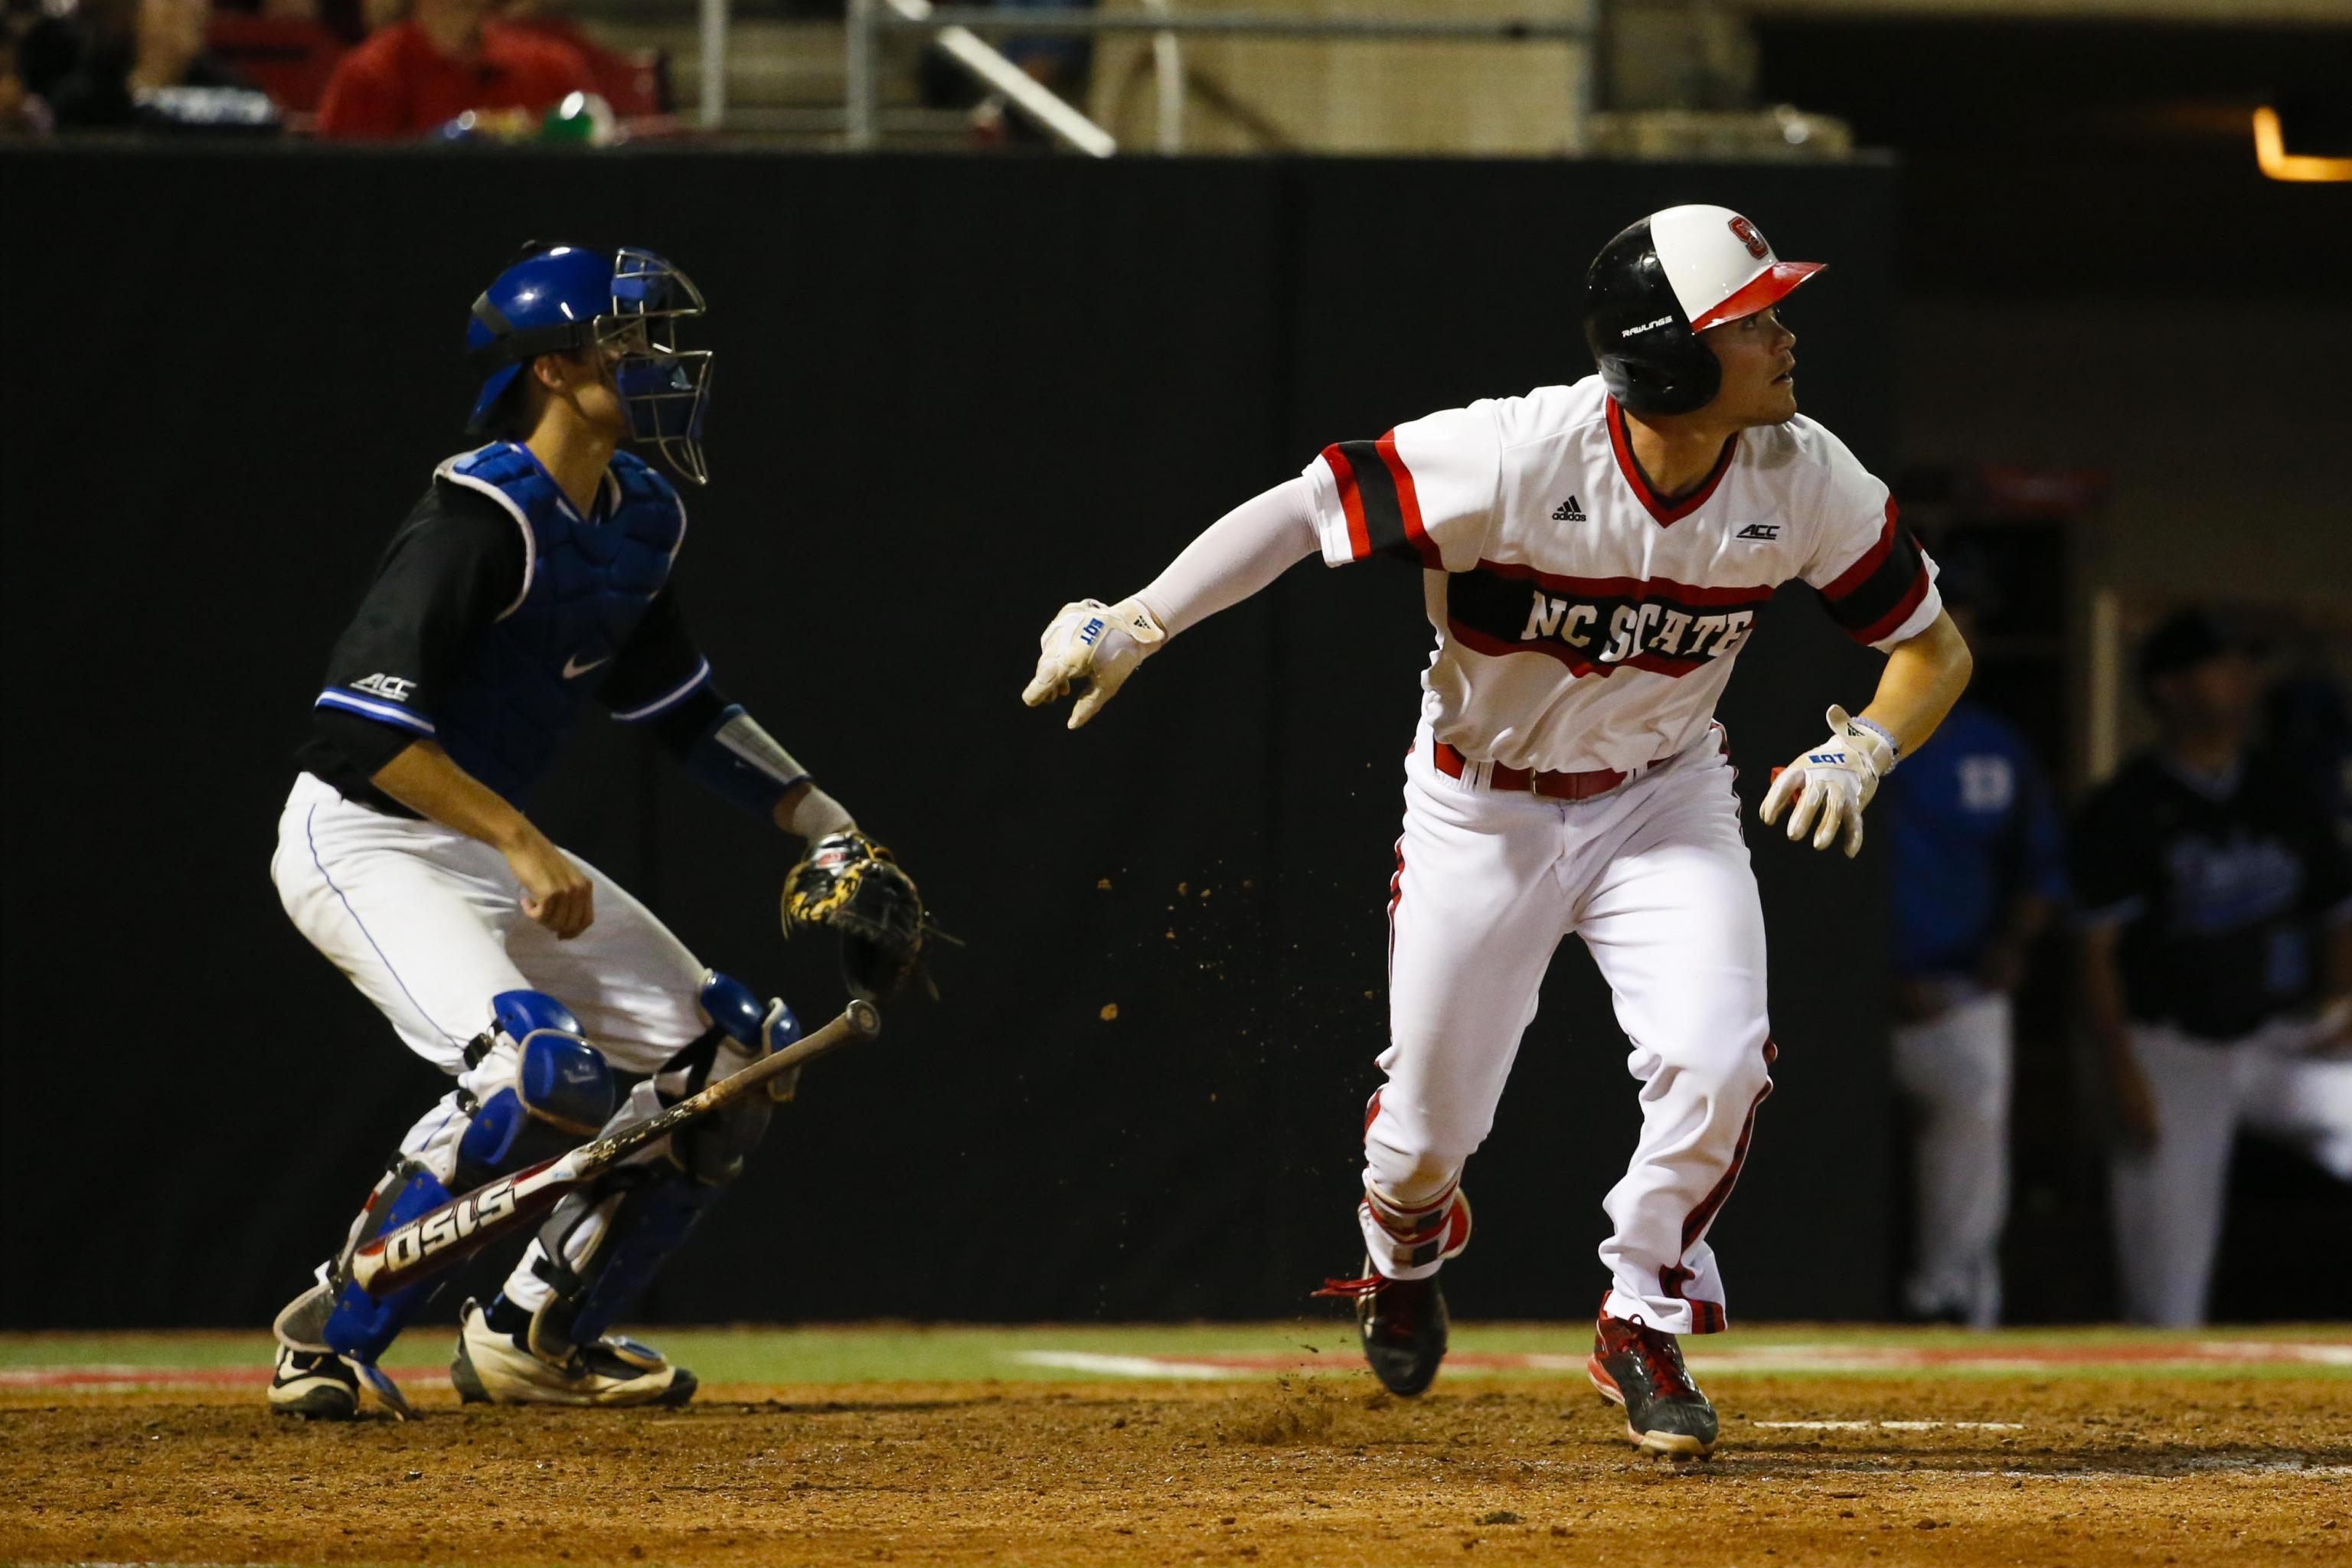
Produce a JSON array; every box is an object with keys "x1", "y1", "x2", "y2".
[
  {"x1": 429, "y1": 443, "x2": 689, "y2": 808},
  {"x1": 1882, "y1": 699, "x2": 2069, "y2": 978}
]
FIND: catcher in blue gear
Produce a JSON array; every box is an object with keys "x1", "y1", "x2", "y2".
[{"x1": 266, "y1": 243, "x2": 926, "y2": 1418}]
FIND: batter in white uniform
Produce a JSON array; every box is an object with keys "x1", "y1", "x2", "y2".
[{"x1": 1025, "y1": 206, "x2": 1975, "y2": 1457}]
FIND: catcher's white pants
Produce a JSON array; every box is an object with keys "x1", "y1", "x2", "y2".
[
  {"x1": 1366, "y1": 728, "x2": 1774, "y2": 1336},
  {"x1": 271, "y1": 774, "x2": 712, "y2": 1308},
  {"x1": 1891, "y1": 989, "x2": 2011, "y2": 1328},
  {"x1": 2109, "y1": 1020, "x2": 2352, "y2": 1328}
]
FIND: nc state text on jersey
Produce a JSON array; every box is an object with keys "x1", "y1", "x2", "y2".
[{"x1": 1444, "y1": 564, "x2": 1773, "y2": 678}]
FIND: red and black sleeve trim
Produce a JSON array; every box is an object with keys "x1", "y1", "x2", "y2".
[
  {"x1": 1321, "y1": 434, "x2": 1442, "y2": 569},
  {"x1": 1818, "y1": 499, "x2": 1932, "y2": 645}
]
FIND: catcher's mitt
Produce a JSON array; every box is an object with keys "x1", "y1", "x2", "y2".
[{"x1": 782, "y1": 831, "x2": 936, "y2": 1002}]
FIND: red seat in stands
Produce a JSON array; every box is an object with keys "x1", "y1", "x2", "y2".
[{"x1": 205, "y1": 16, "x2": 348, "y2": 116}]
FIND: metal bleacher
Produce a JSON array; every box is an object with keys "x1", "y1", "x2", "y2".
[{"x1": 574, "y1": 0, "x2": 970, "y2": 145}]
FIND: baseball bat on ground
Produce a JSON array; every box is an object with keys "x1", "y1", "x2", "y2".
[{"x1": 349, "y1": 998, "x2": 882, "y2": 1298}]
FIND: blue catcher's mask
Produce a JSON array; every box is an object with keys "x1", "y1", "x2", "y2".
[{"x1": 465, "y1": 245, "x2": 714, "y2": 485}]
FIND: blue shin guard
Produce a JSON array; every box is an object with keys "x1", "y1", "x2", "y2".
[
  {"x1": 511, "y1": 972, "x2": 791, "y2": 1360},
  {"x1": 297, "y1": 991, "x2": 615, "y2": 1383},
  {"x1": 530, "y1": 1165, "x2": 724, "y2": 1357},
  {"x1": 317, "y1": 1158, "x2": 453, "y2": 1366}
]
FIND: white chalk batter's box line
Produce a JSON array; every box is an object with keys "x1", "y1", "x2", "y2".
[
  {"x1": 1011, "y1": 1342, "x2": 2352, "y2": 1381},
  {"x1": 1752, "y1": 1420, "x2": 2025, "y2": 1430}
]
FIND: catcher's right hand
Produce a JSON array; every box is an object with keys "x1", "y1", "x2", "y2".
[
  {"x1": 782, "y1": 831, "x2": 933, "y2": 1002},
  {"x1": 1021, "y1": 596, "x2": 1166, "y2": 729}
]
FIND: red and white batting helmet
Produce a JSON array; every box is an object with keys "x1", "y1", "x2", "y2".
[{"x1": 1582, "y1": 204, "x2": 1825, "y2": 415}]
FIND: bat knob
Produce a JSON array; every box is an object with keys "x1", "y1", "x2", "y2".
[{"x1": 846, "y1": 998, "x2": 882, "y2": 1038}]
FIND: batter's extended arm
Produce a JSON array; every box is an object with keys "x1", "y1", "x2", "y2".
[
  {"x1": 1857, "y1": 610, "x2": 1974, "y2": 756},
  {"x1": 1024, "y1": 478, "x2": 1319, "y2": 727}
]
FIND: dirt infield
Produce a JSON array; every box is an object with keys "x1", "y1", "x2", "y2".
[{"x1": 4, "y1": 1356, "x2": 2349, "y2": 1566}]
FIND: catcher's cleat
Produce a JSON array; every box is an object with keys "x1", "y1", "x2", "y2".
[
  {"x1": 1588, "y1": 1312, "x2": 1718, "y2": 1459},
  {"x1": 267, "y1": 1346, "x2": 359, "y2": 1420},
  {"x1": 451, "y1": 1298, "x2": 698, "y2": 1409},
  {"x1": 1316, "y1": 1258, "x2": 1449, "y2": 1396}
]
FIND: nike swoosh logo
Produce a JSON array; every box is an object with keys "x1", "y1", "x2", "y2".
[{"x1": 563, "y1": 653, "x2": 610, "y2": 680}]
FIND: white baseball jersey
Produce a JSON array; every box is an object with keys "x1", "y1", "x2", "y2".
[{"x1": 1302, "y1": 374, "x2": 1942, "y2": 775}]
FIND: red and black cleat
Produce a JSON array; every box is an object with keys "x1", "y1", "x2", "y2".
[
  {"x1": 1588, "y1": 1312, "x2": 1719, "y2": 1459},
  {"x1": 1316, "y1": 1259, "x2": 1449, "y2": 1396}
]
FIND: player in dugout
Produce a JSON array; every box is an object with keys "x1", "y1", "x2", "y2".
[
  {"x1": 1880, "y1": 554, "x2": 2067, "y2": 1328},
  {"x1": 266, "y1": 243, "x2": 919, "y2": 1418},
  {"x1": 2074, "y1": 609, "x2": 2352, "y2": 1327}
]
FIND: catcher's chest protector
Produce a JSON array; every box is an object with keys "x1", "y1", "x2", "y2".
[{"x1": 432, "y1": 443, "x2": 688, "y2": 808}]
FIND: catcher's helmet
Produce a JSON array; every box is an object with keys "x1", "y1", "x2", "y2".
[
  {"x1": 1582, "y1": 205, "x2": 1824, "y2": 416},
  {"x1": 464, "y1": 244, "x2": 714, "y2": 484}
]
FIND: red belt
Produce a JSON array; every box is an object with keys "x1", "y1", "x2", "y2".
[{"x1": 1432, "y1": 742, "x2": 1628, "y2": 802}]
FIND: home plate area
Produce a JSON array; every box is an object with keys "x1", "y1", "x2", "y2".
[{"x1": 3, "y1": 1325, "x2": 2347, "y2": 1567}]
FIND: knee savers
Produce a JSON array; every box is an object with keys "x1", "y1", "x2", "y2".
[
  {"x1": 674, "y1": 970, "x2": 799, "y2": 1180},
  {"x1": 696, "y1": 967, "x2": 803, "y2": 1108},
  {"x1": 318, "y1": 991, "x2": 613, "y2": 1364},
  {"x1": 454, "y1": 991, "x2": 617, "y2": 1189}
]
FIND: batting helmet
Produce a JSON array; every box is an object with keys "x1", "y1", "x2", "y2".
[
  {"x1": 1582, "y1": 205, "x2": 1824, "y2": 416},
  {"x1": 464, "y1": 244, "x2": 714, "y2": 484}
]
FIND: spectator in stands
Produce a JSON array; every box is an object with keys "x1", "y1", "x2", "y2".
[
  {"x1": 1881, "y1": 561, "x2": 2067, "y2": 1328},
  {"x1": 2073, "y1": 609, "x2": 2352, "y2": 1326},
  {"x1": 32, "y1": 0, "x2": 275, "y2": 129},
  {"x1": 2, "y1": 5, "x2": 56, "y2": 135},
  {"x1": 314, "y1": 0, "x2": 592, "y2": 139}
]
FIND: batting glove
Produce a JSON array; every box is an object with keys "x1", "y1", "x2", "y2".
[
  {"x1": 1759, "y1": 704, "x2": 1898, "y2": 858},
  {"x1": 1021, "y1": 596, "x2": 1167, "y2": 730}
]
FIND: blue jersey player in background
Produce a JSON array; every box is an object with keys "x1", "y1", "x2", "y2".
[
  {"x1": 266, "y1": 245, "x2": 890, "y2": 1417},
  {"x1": 1880, "y1": 570, "x2": 2066, "y2": 1328}
]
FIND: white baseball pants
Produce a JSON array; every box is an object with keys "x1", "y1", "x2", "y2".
[
  {"x1": 1891, "y1": 990, "x2": 2012, "y2": 1328},
  {"x1": 1364, "y1": 729, "x2": 1775, "y2": 1336},
  {"x1": 271, "y1": 773, "x2": 714, "y2": 1310},
  {"x1": 2109, "y1": 1020, "x2": 2352, "y2": 1327}
]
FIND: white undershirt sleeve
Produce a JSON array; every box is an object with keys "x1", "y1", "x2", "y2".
[{"x1": 1132, "y1": 476, "x2": 1321, "y2": 638}]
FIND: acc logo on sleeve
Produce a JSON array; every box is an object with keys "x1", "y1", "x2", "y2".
[{"x1": 351, "y1": 672, "x2": 416, "y2": 703}]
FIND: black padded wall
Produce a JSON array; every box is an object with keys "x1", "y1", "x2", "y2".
[{"x1": 1, "y1": 149, "x2": 1896, "y2": 1327}]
